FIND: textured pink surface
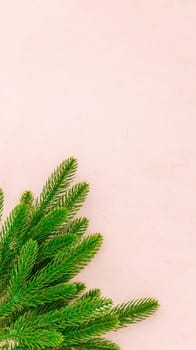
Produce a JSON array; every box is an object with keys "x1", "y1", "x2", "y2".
[{"x1": 0, "y1": 1, "x2": 196, "y2": 348}]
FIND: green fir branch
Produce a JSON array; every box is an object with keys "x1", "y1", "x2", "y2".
[
  {"x1": 0, "y1": 157, "x2": 159, "y2": 349},
  {"x1": 38, "y1": 233, "x2": 78, "y2": 263},
  {"x1": 62, "y1": 314, "x2": 119, "y2": 344},
  {"x1": 65, "y1": 217, "x2": 89, "y2": 237},
  {"x1": 8, "y1": 239, "x2": 38, "y2": 295},
  {"x1": 10, "y1": 328, "x2": 64, "y2": 349},
  {"x1": 28, "y1": 208, "x2": 68, "y2": 242},
  {"x1": 111, "y1": 298, "x2": 159, "y2": 327},
  {"x1": 72, "y1": 337, "x2": 121, "y2": 350},
  {"x1": 58, "y1": 183, "x2": 89, "y2": 220},
  {"x1": 19, "y1": 282, "x2": 85, "y2": 309},
  {"x1": 20, "y1": 191, "x2": 34, "y2": 206},
  {"x1": 29, "y1": 233, "x2": 103, "y2": 288},
  {"x1": 0, "y1": 203, "x2": 33, "y2": 290},
  {"x1": 34, "y1": 157, "x2": 78, "y2": 218}
]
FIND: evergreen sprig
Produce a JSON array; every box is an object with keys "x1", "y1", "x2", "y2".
[{"x1": 0, "y1": 158, "x2": 159, "y2": 349}]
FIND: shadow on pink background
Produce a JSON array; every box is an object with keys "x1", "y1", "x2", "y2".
[{"x1": 0, "y1": 1, "x2": 196, "y2": 348}]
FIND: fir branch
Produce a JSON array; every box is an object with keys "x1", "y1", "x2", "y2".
[
  {"x1": 20, "y1": 191, "x2": 34, "y2": 206},
  {"x1": 29, "y1": 233, "x2": 103, "y2": 288},
  {"x1": 0, "y1": 241, "x2": 38, "y2": 319},
  {"x1": 0, "y1": 204, "x2": 30, "y2": 250},
  {"x1": 38, "y1": 233, "x2": 78, "y2": 263},
  {"x1": 34, "y1": 157, "x2": 78, "y2": 219},
  {"x1": 59, "y1": 295, "x2": 113, "y2": 327},
  {"x1": 0, "y1": 158, "x2": 159, "y2": 349},
  {"x1": 0, "y1": 203, "x2": 33, "y2": 291},
  {"x1": 65, "y1": 217, "x2": 89, "y2": 237},
  {"x1": 8, "y1": 239, "x2": 38, "y2": 296},
  {"x1": 28, "y1": 208, "x2": 68, "y2": 242},
  {"x1": 17, "y1": 295, "x2": 113, "y2": 331},
  {"x1": 43, "y1": 282, "x2": 86, "y2": 312},
  {"x1": 0, "y1": 282, "x2": 86, "y2": 321},
  {"x1": 10, "y1": 328, "x2": 64, "y2": 349},
  {"x1": 53, "y1": 233, "x2": 103, "y2": 282},
  {"x1": 59, "y1": 183, "x2": 89, "y2": 220},
  {"x1": 112, "y1": 298, "x2": 159, "y2": 327},
  {"x1": 72, "y1": 337, "x2": 120, "y2": 350},
  {"x1": 79, "y1": 289, "x2": 101, "y2": 300},
  {"x1": 18, "y1": 282, "x2": 85, "y2": 308},
  {"x1": 62, "y1": 314, "x2": 119, "y2": 344}
]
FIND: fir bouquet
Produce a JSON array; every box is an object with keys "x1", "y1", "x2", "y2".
[{"x1": 0, "y1": 158, "x2": 159, "y2": 349}]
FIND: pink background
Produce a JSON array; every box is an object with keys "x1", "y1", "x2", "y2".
[{"x1": 0, "y1": 1, "x2": 196, "y2": 348}]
